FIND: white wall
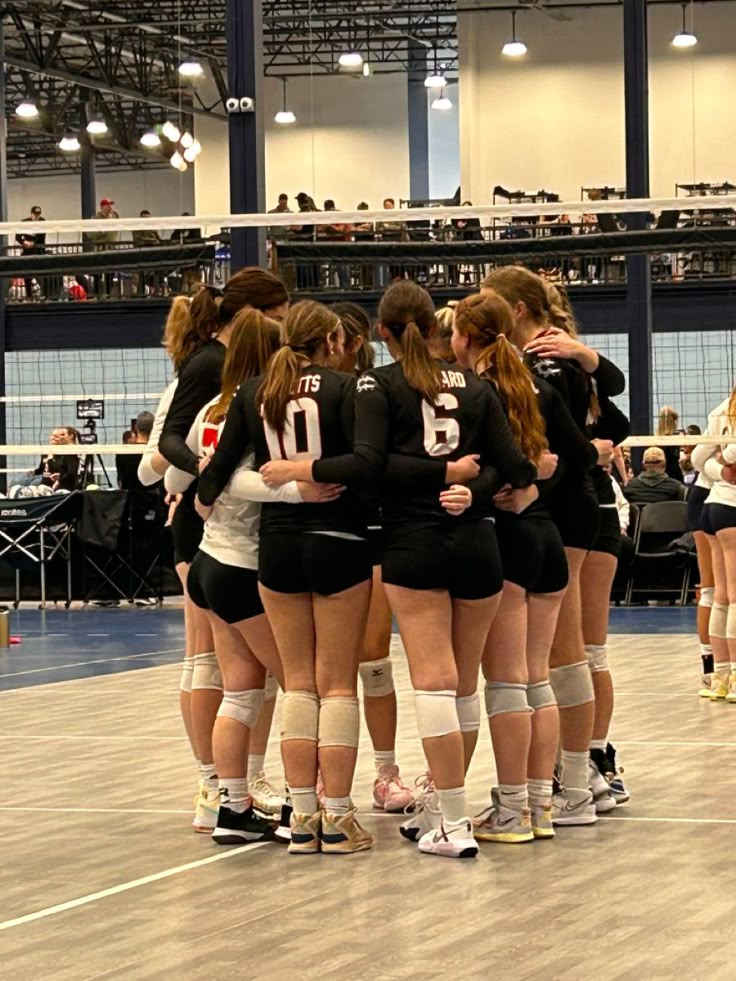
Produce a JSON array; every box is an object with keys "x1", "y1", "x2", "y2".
[{"x1": 459, "y1": 2, "x2": 736, "y2": 203}]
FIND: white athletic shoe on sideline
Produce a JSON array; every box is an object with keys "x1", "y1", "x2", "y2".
[
  {"x1": 399, "y1": 774, "x2": 440, "y2": 842},
  {"x1": 192, "y1": 783, "x2": 219, "y2": 833},
  {"x1": 249, "y1": 771, "x2": 285, "y2": 816},
  {"x1": 552, "y1": 789, "x2": 598, "y2": 826},
  {"x1": 418, "y1": 818, "x2": 479, "y2": 859},
  {"x1": 588, "y1": 761, "x2": 617, "y2": 814}
]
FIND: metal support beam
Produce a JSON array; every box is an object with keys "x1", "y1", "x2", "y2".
[
  {"x1": 226, "y1": 0, "x2": 266, "y2": 270},
  {"x1": 79, "y1": 95, "x2": 97, "y2": 220},
  {"x1": 0, "y1": 22, "x2": 8, "y2": 490},
  {"x1": 623, "y1": 0, "x2": 653, "y2": 436},
  {"x1": 408, "y1": 42, "x2": 430, "y2": 201}
]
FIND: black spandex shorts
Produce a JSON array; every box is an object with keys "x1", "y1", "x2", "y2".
[
  {"x1": 187, "y1": 550, "x2": 263, "y2": 624},
  {"x1": 701, "y1": 502, "x2": 736, "y2": 535},
  {"x1": 366, "y1": 526, "x2": 383, "y2": 568},
  {"x1": 258, "y1": 532, "x2": 371, "y2": 596},
  {"x1": 494, "y1": 512, "x2": 569, "y2": 594},
  {"x1": 172, "y1": 492, "x2": 204, "y2": 566},
  {"x1": 549, "y1": 490, "x2": 600, "y2": 551},
  {"x1": 382, "y1": 518, "x2": 503, "y2": 600},
  {"x1": 589, "y1": 507, "x2": 622, "y2": 558},
  {"x1": 687, "y1": 484, "x2": 710, "y2": 533}
]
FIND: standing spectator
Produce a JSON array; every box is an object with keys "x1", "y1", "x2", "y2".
[
  {"x1": 322, "y1": 200, "x2": 351, "y2": 288},
  {"x1": 376, "y1": 197, "x2": 403, "y2": 283},
  {"x1": 269, "y1": 193, "x2": 292, "y2": 214},
  {"x1": 624, "y1": 447, "x2": 686, "y2": 504},
  {"x1": 354, "y1": 202, "x2": 374, "y2": 289},
  {"x1": 293, "y1": 192, "x2": 318, "y2": 289},
  {"x1": 133, "y1": 211, "x2": 162, "y2": 296},
  {"x1": 17, "y1": 205, "x2": 47, "y2": 299},
  {"x1": 656, "y1": 405, "x2": 684, "y2": 481},
  {"x1": 86, "y1": 198, "x2": 120, "y2": 297}
]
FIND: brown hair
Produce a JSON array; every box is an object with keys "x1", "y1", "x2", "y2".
[
  {"x1": 163, "y1": 294, "x2": 218, "y2": 372},
  {"x1": 219, "y1": 267, "x2": 289, "y2": 325},
  {"x1": 378, "y1": 281, "x2": 440, "y2": 403},
  {"x1": 454, "y1": 292, "x2": 548, "y2": 460},
  {"x1": 332, "y1": 301, "x2": 375, "y2": 373},
  {"x1": 545, "y1": 283, "x2": 579, "y2": 336},
  {"x1": 259, "y1": 300, "x2": 341, "y2": 432},
  {"x1": 483, "y1": 266, "x2": 551, "y2": 325},
  {"x1": 657, "y1": 405, "x2": 679, "y2": 437},
  {"x1": 207, "y1": 310, "x2": 282, "y2": 424}
]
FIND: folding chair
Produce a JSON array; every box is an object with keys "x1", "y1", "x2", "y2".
[
  {"x1": 625, "y1": 501, "x2": 689, "y2": 606},
  {"x1": 0, "y1": 491, "x2": 82, "y2": 608}
]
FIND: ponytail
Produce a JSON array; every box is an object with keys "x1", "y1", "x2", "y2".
[
  {"x1": 208, "y1": 310, "x2": 281, "y2": 424},
  {"x1": 548, "y1": 301, "x2": 573, "y2": 334},
  {"x1": 400, "y1": 320, "x2": 441, "y2": 404},
  {"x1": 479, "y1": 334, "x2": 547, "y2": 460},
  {"x1": 163, "y1": 292, "x2": 218, "y2": 373},
  {"x1": 258, "y1": 346, "x2": 302, "y2": 432}
]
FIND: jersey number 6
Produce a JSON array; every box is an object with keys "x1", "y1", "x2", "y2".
[
  {"x1": 263, "y1": 398, "x2": 323, "y2": 461},
  {"x1": 422, "y1": 393, "x2": 460, "y2": 457}
]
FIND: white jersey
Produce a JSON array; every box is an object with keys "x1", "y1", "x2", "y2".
[
  {"x1": 164, "y1": 397, "x2": 302, "y2": 569},
  {"x1": 692, "y1": 398, "x2": 736, "y2": 508},
  {"x1": 138, "y1": 378, "x2": 177, "y2": 487}
]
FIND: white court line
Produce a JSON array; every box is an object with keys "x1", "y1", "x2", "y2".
[
  {"x1": 609, "y1": 815, "x2": 736, "y2": 826},
  {"x1": 0, "y1": 806, "x2": 192, "y2": 815},
  {"x1": 0, "y1": 841, "x2": 268, "y2": 932},
  {"x1": 87, "y1": 634, "x2": 109, "y2": 638},
  {"x1": 0, "y1": 649, "x2": 183, "y2": 679},
  {"x1": 134, "y1": 633, "x2": 158, "y2": 637}
]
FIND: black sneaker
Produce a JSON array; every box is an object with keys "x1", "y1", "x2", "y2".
[
  {"x1": 211, "y1": 804, "x2": 275, "y2": 845},
  {"x1": 590, "y1": 747, "x2": 609, "y2": 778},
  {"x1": 274, "y1": 802, "x2": 293, "y2": 844}
]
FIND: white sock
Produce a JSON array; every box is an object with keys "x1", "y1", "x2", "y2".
[
  {"x1": 497, "y1": 784, "x2": 528, "y2": 813},
  {"x1": 199, "y1": 762, "x2": 218, "y2": 792},
  {"x1": 560, "y1": 749, "x2": 589, "y2": 793},
  {"x1": 324, "y1": 796, "x2": 352, "y2": 816},
  {"x1": 290, "y1": 786, "x2": 319, "y2": 816},
  {"x1": 527, "y1": 778, "x2": 553, "y2": 807},
  {"x1": 247, "y1": 754, "x2": 266, "y2": 782},
  {"x1": 590, "y1": 738, "x2": 607, "y2": 752},
  {"x1": 374, "y1": 750, "x2": 396, "y2": 773},
  {"x1": 219, "y1": 777, "x2": 250, "y2": 813},
  {"x1": 436, "y1": 786, "x2": 467, "y2": 823},
  {"x1": 715, "y1": 661, "x2": 730, "y2": 681}
]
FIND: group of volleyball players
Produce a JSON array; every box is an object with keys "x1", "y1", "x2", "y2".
[{"x1": 142, "y1": 261, "x2": 631, "y2": 859}]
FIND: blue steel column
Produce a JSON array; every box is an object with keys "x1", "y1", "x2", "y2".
[
  {"x1": 0, "y1": 20, "x2": 8, "y2": 490},
  {"x1": 408, "y1": 43, "x2": 430, "y2": 201},
  {"x1": 226, "y1": 0, "x2": 266, "y2": 269},
  {"x1": 623, "y1": 0, "x2": 653, "y2": 435},
  {"x1": 80, "y1": 94, "x2": 97, "y2": 220}
]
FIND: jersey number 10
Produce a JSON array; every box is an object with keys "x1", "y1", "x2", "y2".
[
  {"x1": 263, "y1": 398, "x2": 323, "y2": 461},
  {"x1": 422, "y1": 393, "x2": 460, "y2": 457}
]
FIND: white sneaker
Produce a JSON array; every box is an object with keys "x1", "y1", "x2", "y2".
[
  {"x1": 418, "y1": 818, "x2": 479, "y2": 859},
  {"x1": 192, "y1": 783, "x2": 219, "y2": 833},
  {"x1": 249, "y1": 771, "x2": 285, "y2": 816},
  {"x1": 552, "y1": 789, "x2": 598, "y2": 826},
  {"x1": 588, "y1": 761, "x2": 617, "y2": 814},
  {"x1": 399, "y1": 773, "x2": 440, "y2": 842}
]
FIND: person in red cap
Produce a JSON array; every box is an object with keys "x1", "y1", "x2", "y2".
[{"x1": 87, "y1": 198, "x2": 121, "y2": 296}]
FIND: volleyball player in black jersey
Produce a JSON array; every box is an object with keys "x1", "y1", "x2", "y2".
[
  {"x1": 333, "y1": 302, "x2": 416, "y2": 813},
  {"x1": 485, "y1": 267, "x2": 613, "y2": 825},
  {"x1": 452, "y1": 292, "x2": 597, "y2": 842},
  {"x1": 198, "y1": 301, "x2": 376, "y2": 854},
  {"x1": 159, "y1": 269, "x2": 289, "y2": 831}
]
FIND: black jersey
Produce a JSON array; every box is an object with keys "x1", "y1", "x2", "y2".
[
  {"x1": 589, "y1": 394, "x2": 631, "y2": 503},
  {"x1": 536, "y1": 378, "x2": 598, "y2": 510},
  {"x1": 160, "y1": 340, "x2": 227, "y2": 475},
  {"x1": 313, "y1": 360, "x2": 536, "y2": 527},
  {"x1": 198, "y1": 364, "x2": 369, "y2": 536}
]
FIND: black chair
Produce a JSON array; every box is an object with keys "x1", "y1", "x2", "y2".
[{"x1": 625, "y1": 501, "x2": 690, "y2": 605}]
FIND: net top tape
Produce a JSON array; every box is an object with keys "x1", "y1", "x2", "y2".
[{"x1": 5, "y1": 194, "x2": 736, "y2": 235}]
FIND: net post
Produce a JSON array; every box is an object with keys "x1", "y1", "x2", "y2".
[
  {"x1": 80, "y1": 91, "x2": 98, "y2": 222},
  {"x1": 623, "y1": 0, "x2": 653, "y2": 438},
  {"x1": 0, "y1": 20, "x2": 8, "y2": 493},
  {"x1": 226, "y1": 0, "x2": 266, "y2": 270}
]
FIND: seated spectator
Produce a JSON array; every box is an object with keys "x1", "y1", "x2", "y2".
[
  {"x1": 117, "y1": 412, "x2": 154, "y2": 493},
  {"x1": 132, "y1": 211, "x2": 161, "y2": 248},
  {"x1": 656, "y1": 404, "x2": 684, "y2": 481},
  {"x1": 680, "y1": 424, "x2": 701, "y2": 485},
  {"x1": 624, "y1": 447, "x2": 685, "y2": 504}
]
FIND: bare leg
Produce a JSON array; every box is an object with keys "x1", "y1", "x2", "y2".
[
  {"x1": 360, "y1": 566, "x2": 396, "y2": 754},
  {"x1": 709, "y1": 535, "x2": 730, "y2": 678},
  {"x1": 716, "y1": 528, "x2": 736, "y2": 668},
  {"x1": 694, "y1": 530, "x2": 715, "y2": 645},
  {"x1": 527, "y1": 591, "x2": 565, "y2": 782},
  {"x1": 175, "y1": 562, "x2": 197, "y2": 758},
  {"x1": 455, "y1": 591, "x2": 501, "y2": 771},
  {"x1": 580, "y1": 550, "x2": 617, "y2": 743}
]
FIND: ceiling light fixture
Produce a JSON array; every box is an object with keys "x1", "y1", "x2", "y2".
[
  {"x1": 15, "y1": 100, "x2": 39, "y2": 119},
  {"x1": 140, "y1": 129, "x2": 161, "y2": 147},
  {"x1": 58, "y1": 131, "x2": 81, "y2": 152},
  {"x1": 338, "y1": 50, "x2": 363, "y2": 69},
  {"x1": 162, "y1": 120, "x2": 181, "y2": 142},
  {"x1": 502, "y1": 11, "x2": 528, "y2": 57},
  {"x1": 431, "y1": 89, "x2": 453, "y2": 111},
  {"x1": 180, "y1": 131, "x2": 194, "y2": 149},
  {"x1": 425, "y1": 49, "x2": 447, "y2": 89},
  {"x1": 672, "y1": 2, "x2": 698, "y2": 47},
  {"x1": 170, "y1": 150, "x2": 184, "y2": 169},
  {"x1": 274, "y1": 77, "x2": 296, "y2": 125},
  {"x1": 178, "y1": 59, "x2": 203, "y2": 78},
  {"x1": 86, "y1": 115, "x2": 108, "y2": 136}
]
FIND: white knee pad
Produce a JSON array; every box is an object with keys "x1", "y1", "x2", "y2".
[
  {"x1": 484, "y1": 682, "x2": 531, "y2": 718},
  {"x1": 727, "y1": 605, "x2": 736, "y2": 641},
  {"x1": 264, "y1": 673, "x2": 279, "y2": 702},
  {"x1": 218, "y1": 688, "x2": 265, "y2": 729},
  {"x1": 318, "y1": 696, "x2": 360, "y2": 749},
  {"x1": 414, "y1": 690, "x2": 460, "y2": 739},
  {"x1": 456, "y1": 693, "x2": 481, "y2": 732},
  {"x1": 585, "y1": 644, "x2": 609, "y2": 673},
  {"x1": 549, "y1": 660, "x2": 594, "y2": 708},
  {"x1": 280, "y1": 690, "x2": 319, "y2": 743},
  {"x1": 527, "y1": 681, "x2": 557, "y2": 711},
  {"x1": 710, "y1": 601, "x2": 728, "y2": 640},
  {"x1": 191, "y1": 652, "x2": 222, "y2": 691},
  {"x1": 179, "y1": 658, "x2": 194, "y2": 694},
  {"x1": 359, "y1": 657, "x2": 394, "y2": 698},
  {"x1": 699, "y1": 586, "x2": 715, "y2": 609}
]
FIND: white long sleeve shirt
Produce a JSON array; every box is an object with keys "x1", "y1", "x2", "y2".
[
  {"x1": 691, "y1": 398, "x2": 736, "y2": 507},
  {"x1": 164, "y1": 397, "x2": 302, "y2": 569},
  {"x1": 137, "y1": 379, "x2": 178, "y2": 487}
]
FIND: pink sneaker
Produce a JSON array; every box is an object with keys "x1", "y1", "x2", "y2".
[{"x1": 373, "y1": 764, "x2": 415, "y2": 813}]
